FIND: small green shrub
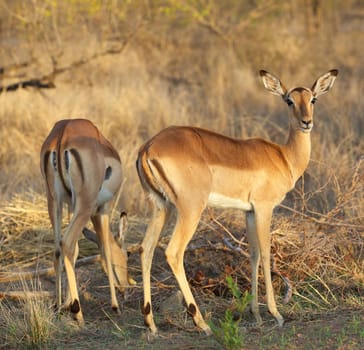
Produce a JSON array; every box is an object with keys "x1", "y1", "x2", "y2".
[{"x1": 209, "y1": 276, "x2": 252, "y2": 350}]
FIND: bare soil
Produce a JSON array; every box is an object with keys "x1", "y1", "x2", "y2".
[{"x1": 2, "y1": 222, "x2": 362, "y2": 350}]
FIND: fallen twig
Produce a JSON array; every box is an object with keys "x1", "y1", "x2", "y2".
[
  {"x1": 278, "y1": 203, "x2": 364, "y2": 229},
  {"x1": 0, "y1": 255, "x2": 101, "y2": 283},
  {"x1": 272, "y1": 269, "x2": 293, "y2": 304},
  {"x1": 207, "y1": 209, "x2": 248, "y2": 247},
  {"x1": 222, "y1": 238, "x2": 250, "y2": 259},
  {"x1": 0, "y1": 290, "x2": 53, "y2": 300}
]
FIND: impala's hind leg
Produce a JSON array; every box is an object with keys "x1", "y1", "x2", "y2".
[
  {"x1": 165, "y1": 207, "x2": 212, "y2": 335},
  {"x1": 48, "y1": 198, "x2": 63, "y2": 311},
  {"x1": 92, "y1": 213, "x2": 120, "y2": 313},
  {"x1": 62, "y1": 209, "x2": 91, "y2": 325},
  {"x1": 140, "y1": 204, "x2": 169, "y2": 334}
]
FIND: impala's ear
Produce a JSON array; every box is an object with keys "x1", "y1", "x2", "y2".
[
  {"x1": 260, "y1": 70, "x2": 287, "y2": 97},
  {"x1": 82, "y1": 227, "x2": 100, "y2": 247},
  {"x1": 311, "y1": 69, "x2": 338, "y2": 97}
]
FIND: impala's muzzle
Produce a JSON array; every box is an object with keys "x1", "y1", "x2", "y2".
[{"x1": 300, "y1": 119, "x2": 313, "y2": 132}]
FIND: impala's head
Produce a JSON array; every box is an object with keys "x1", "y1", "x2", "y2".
[{"x1": 260, "y1": 69, "x2": 338, "y2": 133}]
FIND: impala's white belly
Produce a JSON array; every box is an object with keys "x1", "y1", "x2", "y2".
[{"x1": 207, "y1": 192, "x2": 253, "y2": 211}]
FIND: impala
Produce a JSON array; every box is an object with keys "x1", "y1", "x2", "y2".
[
  {"x1": 136, "y1": 69, "x2": 338, "y2": 334},
  {"x1": 40, "y1": 118, "x2": 129, "y2": 325}
]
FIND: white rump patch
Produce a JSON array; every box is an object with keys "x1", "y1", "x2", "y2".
[
  {"x1": 207, "y1": 193, "x2": 253, "y2": 211},
  {"x1": 96, "y1": 187, "x2": 114, "y2": 206}
]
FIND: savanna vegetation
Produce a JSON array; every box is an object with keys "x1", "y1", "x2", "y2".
[{"x1": 0, "y1": 1, "x2": 363, "y2": 349}]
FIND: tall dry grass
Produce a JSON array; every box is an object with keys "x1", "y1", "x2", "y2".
[{"x1": 0, "y1": 277, "x2": 77, "y2": 349}]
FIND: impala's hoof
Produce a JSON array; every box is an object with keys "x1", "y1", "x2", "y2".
[
  {"x1": 74, "y1": 313, "x2": 85, "y2": 327},
  {"x1": 276, "y1": 315, "x2": 284, "y2": 327},
  {"x1": 202, "y1": 325, "x2": 213, "y2": 336},
  {"x1": 112, "y1": 305, "x2": 121, "y2": 315},
  {"x1": 141, "y1": 326, "x2": 158, "y2": 343},
  {"x1": 194, "y1": 318, "x2": 212, "y2": 336}
]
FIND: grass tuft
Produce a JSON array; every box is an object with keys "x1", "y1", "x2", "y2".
[{"x1": 0, "y1": 279, "x2": 64, "y2": 349}]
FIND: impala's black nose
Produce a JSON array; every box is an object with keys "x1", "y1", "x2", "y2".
[{"x1": 302, "y1": 120, "x2": 312, "y2": 128}]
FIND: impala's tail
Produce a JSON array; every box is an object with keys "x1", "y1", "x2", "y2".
[
  {"x1": 136, "y1": 147, "x2": 177, "y2": 205},
  {"x1": 41, "y1": 120, "x2": 88, "y2": 213}
]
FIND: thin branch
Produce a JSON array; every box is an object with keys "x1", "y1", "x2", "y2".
[
  {"x1": 207, "y1": 208, "x2": 248, "y2": 247},
  {"x1": 0, "y1": 23, "x2": 142, "y2": 94},
  {"x1": 0, "y1": 291, "x2": 53, "y2": 300},
  {"x1": 278, "y1": 203, "x2": 364, "y2": 229},
  {"x1": 0, "y1": 255, "x2": 101, "y2": 283},
  {"x1": 0, "y1": 79, "x2": 55, "y2": 93}
]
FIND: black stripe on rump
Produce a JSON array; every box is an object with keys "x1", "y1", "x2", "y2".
[
  {"x1": 149, "y1": 158, "x2": 177, "y2": 200},
  {"x1": 66, "y1": 148, "x2": 85, "y2": 184},
  {"x1": 43, "y1": 151, "x2": 50, "y2": 178},
  {"x1": 105, "y1": 166, "x2": 112, "y2": 180}
]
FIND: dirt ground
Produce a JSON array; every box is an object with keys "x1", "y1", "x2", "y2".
[
  {"x1": 54, "y1": 305, "x2": 363, "y2": 350},
  {"x1": 2, "y1": 224, "x2": 362, "y2": 350},
  {"x1": 33, "y1": 262, "x2": 363, "y2": 350}
]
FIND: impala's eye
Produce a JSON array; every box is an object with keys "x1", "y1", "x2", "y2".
[
  {"x1": 286, "y1": 99, "x2": 294, "y2": 107},
  {"x1": 311, "y1": 97, "x2": 317, "y2": 104}
]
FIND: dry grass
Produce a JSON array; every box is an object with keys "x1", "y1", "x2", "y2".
[
  {"x1": 0, "y1": 1, "x2": 363, "y2": 348},
  {"x1": 0, "y1": 278, "x2": 78, "y2": 349}
]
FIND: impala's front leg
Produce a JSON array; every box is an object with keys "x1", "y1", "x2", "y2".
[
  {"x1": 92, "y1": 213, "x2": 120, "y2": 313},
  {"x1": 245, "y1": 210, "x2": 262, "y2": 325},
  {"x1": 106, "y1": 211, "x2": 130, "y2": 294},
  {"x1": 255, "y1": 205, "x2": 284, "y2": 327}
]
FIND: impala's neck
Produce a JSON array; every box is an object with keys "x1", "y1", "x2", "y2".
[{"x1": 283, "y1": 126, "x2": 312, "y2": 183}]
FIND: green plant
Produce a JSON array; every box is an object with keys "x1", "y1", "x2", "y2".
[
  {"x1": 225, "y1": 275, "x2": 252, "y2": 314},
  {"x1": 209, "y1": 276, "x2": 252, "y2": 350}
]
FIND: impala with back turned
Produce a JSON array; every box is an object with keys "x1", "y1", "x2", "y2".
[{"x1": 40, "y1": 118, "x2": 129, "y2": 325}]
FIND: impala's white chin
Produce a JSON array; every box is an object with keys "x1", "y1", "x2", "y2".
[{"x1": 300, "y1": 126, "x2": 313, "y2": 133}]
